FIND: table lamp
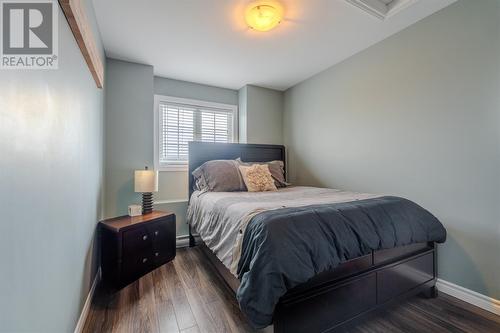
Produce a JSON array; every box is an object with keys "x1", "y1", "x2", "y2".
[{"x1": 134, "y1": 166, "x2": 158, "y2": 214}]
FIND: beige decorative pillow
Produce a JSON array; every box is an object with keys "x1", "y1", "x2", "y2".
[
  {"x1": 238, "y1": 164, "x2": 278, "y2": 192},
  {"x1": 236, "y1": 158, "x2": 288, "y2": 188}
]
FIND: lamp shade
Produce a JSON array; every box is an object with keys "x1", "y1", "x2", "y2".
[{"x1": 134, "y1": 169, "x2": 158, "y2": 193}]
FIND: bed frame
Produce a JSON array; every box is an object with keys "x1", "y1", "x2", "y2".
[{"x1": 187, "y1": 141, "x2": 438, "y2": 333}]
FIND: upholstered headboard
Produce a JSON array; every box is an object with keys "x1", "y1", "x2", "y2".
[{"x1": 187, "y1": 141, "x2": 286, "y2": 199}]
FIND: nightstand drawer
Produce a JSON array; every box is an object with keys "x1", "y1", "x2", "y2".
[
  {"x1": 152, "y1": 248, "x2": 175, "y2": 265},
  {"x1": 147, "y1": 219, "x2": 174, "y2": 243},
  {"x1": 123, "y1": 226, "x2": 151, "y2": 255},
  {"x1": 122, "y1": 252, "x2": 153, "y2": 282}
]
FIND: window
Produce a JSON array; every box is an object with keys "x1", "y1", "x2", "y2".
[{"x1": 154, "y1": 95, "x2": 238, "y2": 171}]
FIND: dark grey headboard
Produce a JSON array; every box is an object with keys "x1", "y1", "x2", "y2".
[{"x1": 188, "y1": 141, "x2": 286, "y2": 199}]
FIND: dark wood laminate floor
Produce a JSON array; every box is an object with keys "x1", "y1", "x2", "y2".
[{"x1": 84, "y1": 247, "x2": 500, "y2": 333}]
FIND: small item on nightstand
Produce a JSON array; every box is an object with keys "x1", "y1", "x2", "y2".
[
  {"x1": 134, "y1": 166, "x2": 158, "y2": 214},
  {"x1": 128, "y1": 204, "x2": 142, "y2": 217}
]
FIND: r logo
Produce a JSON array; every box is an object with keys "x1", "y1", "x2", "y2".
[
  {"x1": 1, "y1": 0, "x2": 58, "y2": 69},
  {"x1": 2, "y1": 2, "x2": 53, "y2": 54}
]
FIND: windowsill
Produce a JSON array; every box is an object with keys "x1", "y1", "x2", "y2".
[{"x1": 157, "y1": 165, "x2": 188, "y2": 172}]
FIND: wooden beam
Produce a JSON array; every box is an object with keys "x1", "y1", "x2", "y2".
[{"x1": 59, "y1": 0, "x2": 104, "y2": 88}]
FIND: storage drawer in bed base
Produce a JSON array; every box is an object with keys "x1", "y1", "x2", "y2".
[
  {"x1": 283, "y1": 242, "x2": 432, "y2": 298},
  {"x1": 198, "y1": 239, "x2": 436, "y2": 333},
  {"x1": 274, "y1": 249, "x2": 436, "y2": 333}
]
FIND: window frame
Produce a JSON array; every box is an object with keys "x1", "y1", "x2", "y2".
[{"x1": 154, "y1": 95, "x2": 238, "y2": 172}]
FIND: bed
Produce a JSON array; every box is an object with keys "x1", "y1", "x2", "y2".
[{"x1": 187, "y1": 141, "x2": 446, "y2": 333}]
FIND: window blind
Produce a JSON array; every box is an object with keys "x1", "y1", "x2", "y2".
[{"x1": 159, "y1": 102, "x2": 234, "y2": 164}]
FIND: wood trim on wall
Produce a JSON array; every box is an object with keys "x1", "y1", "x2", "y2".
[{"x1": 59, "y1": 0, "x2": 104, "y2": 88}]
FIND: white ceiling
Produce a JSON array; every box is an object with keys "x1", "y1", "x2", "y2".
[{"x1": 92, "y1": 0, "x2": 456, "y2": 91}]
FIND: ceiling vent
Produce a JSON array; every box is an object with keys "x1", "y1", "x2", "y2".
[{"x1": 346, "y1": 0, "x2": 418, "y2": 20}]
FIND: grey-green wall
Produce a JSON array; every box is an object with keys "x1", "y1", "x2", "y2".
[
  {"x1": 239, "y1": 85, "x2": 284, "y2": 144},
  {"x1": 0, "y1": 0, "x2": 105, "y2": 331},
  {"x1": 104, "y1": 59, "x2": 154, "y2": 220},
  {"x1": 154, "y1": 77, "x2": 240, "y2": 235},
  {"x1": 284, "y1": 0, "x2": 500, "y2": 299},
  {"x1": 104, "y1": 70, "x2": 241, "y2": 236},
  {"x1": 238, "y1": 86, "x2": 248, "y2": 142},
  {"x1": 155, "y1": 76, "x2": 238, "y2": 105}
]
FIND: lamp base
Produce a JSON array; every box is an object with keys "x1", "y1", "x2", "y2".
[{"x1": 142, "y1": 192, "x2": 153, "y2": 214}]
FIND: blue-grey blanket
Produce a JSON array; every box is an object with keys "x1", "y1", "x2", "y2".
[{"x1": 236, "y1": 196, "x2": 447, "y2": 328}]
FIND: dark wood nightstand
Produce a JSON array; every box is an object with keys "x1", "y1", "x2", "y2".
[{"x1": 100, "y1": 211, "x2": 176, "y2": 289}]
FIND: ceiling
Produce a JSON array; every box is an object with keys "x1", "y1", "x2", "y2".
[{"x1": 92, "y1": 0, "x2": 456, "y2": 91}]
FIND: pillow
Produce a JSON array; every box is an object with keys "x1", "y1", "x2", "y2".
[
  {"x1": 192, "y1": 159, "x2": 246, "y2": 192},
  {"x1": 238, "y1": 164, "x2": 278, "y2": 192},
  {"x1": 236, "y1": 158, "x2": 287, "y2": 188}
]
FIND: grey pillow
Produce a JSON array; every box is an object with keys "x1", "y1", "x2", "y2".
[
  {"x1": 192, "y1": 159, "x2": 246, "y2": 192},
  {"x1": 236, "y1": 158, "x2": 288, "y2": 188}
]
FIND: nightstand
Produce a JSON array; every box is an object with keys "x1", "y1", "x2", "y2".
[{"x1": 100, "y1": 210, "x2": 176, "y2": 289}]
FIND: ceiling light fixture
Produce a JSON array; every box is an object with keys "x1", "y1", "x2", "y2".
[{"x1": 245, "y1": 1, "x2": 284, "y2": 32}]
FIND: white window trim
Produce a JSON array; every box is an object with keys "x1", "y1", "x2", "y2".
[{"x1": 154, "y1": 95, "x2": 239, "y2": 172}]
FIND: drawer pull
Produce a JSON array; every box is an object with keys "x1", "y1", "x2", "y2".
[
  {"x1": 155, "y1": 252, "x2": 159, "y2": 257},
  {"x1": 154, "y1": 231, "x2": 159, "y2": 236},
  {"x1": 142, "y1": 235, "x2": 148, "y2": 241},
  {"x1": 142, "y1": 258, "x2": 148, "y2": 264}
]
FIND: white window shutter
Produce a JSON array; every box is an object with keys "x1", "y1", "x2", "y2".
[
  {"x1": 160, "y1": 103, "x2": 195, "y2": 163},
  {"x1": 157, "y1": 100, "x2": 236, "y2": 167}
]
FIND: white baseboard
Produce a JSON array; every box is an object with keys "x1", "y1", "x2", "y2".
[
  {"x1": 176, "y1": 234, "x2": 200, "y2": 248},
  {"x1": 176, "y1": 235, "x2": 191, "y2": 248},
  {"x1": 153, "y1": 199, "x2": 188, "y2": 205},
  {"x1": 437, "y1": 278, "x2": 500, "y2": 316},
  {"x1": 74, "y1": 268, "x2": 101, "y2": 333}
]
